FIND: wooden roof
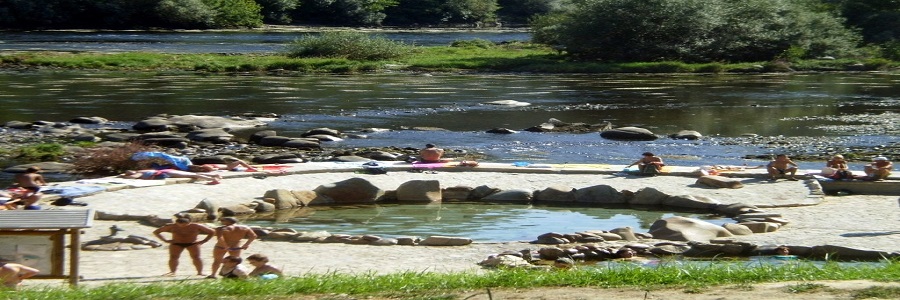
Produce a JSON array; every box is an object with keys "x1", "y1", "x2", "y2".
[{"x1": 0, "y1": 209, "x2": 94, "y2": 229}]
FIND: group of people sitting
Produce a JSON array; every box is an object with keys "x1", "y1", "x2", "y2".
[{"x1": 822, "y1": 154, "x2": 893, "y2": 181}]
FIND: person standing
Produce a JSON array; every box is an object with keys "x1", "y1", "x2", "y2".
[
  {"x1": 153, "y1": 217, "x2": 215, "y2": 276},
  {"x1": 864, "y1": 156, "x2": 893, "y2": 181},
  {"x1": 418, "y1": 144, "x2": 445, "y2": 163},
  {"x1": 0, "y1": 260, "x2": 40, "y2": 290},
  {"x1": 626, "y1": 152, "x2": 665, "y2": 176},
  {"x1": 766, "y1": 154, "x2": 799, "y2": 181},
  {"x1": 208, "y1": 217, "x2": 257, "y2": 278}
]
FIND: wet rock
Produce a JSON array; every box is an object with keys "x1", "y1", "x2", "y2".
[
  {"x1": 70, "y1": 116, "x2": 109, "y2": 124},
  {"x1": 486, "y1": 128, "x2": 517, "y2": 134},
  {"x1": 258, "y1": 136, "x2": 292, "y2": 146},
  {"x1": 481, "y1": 189, "x2": 533, "y2": 203},
  {"x1": 609, "y1": 227, "x2": 639, "y2": 241},
  {"x1": 600, "y1": 126, "x2": 657, "y2": 141},
  {"x1": 669, "y1": 130, "x2": 702, "y2": 140}
]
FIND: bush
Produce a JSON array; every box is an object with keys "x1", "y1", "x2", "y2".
[
  {"x1": 71, "y1": 142, "x2": 157, "y2": 176},
  {"x1": 14, "y1": 143, "x2": 66, "y2": 162},
  {"x1": 285, "y1": 32, "x2": 415, "y2": 61}
]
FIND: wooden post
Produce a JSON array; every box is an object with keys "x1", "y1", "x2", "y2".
[{"x1": 69, "y1": 229, "x2": 81, "y2": 286}]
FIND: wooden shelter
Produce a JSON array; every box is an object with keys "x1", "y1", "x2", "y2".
[{"x1": 0, "y1": 209, "x2": 94, "y2": 286}]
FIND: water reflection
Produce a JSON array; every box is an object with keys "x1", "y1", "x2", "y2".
[{"x1": 245, "y1": 203, "x2": 727, "y2": 242}]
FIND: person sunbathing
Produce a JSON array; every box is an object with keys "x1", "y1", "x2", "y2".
[
  {"x1": 187, "y1": 159, "x2": 257, "y2": 172},
  {"x1": 119, "y1": 169, "x2": 222, "y2": 184}
]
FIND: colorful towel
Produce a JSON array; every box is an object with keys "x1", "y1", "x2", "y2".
[
  {"x1": 412, "y1": 162, "x2": 447, "y2": 169},
  {"x1": 261, "y1": 165, "x2": 292, "y2": 171}
]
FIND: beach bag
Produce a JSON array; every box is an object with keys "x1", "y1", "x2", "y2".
[{"x1": 362, "y1": 161, "x2": 388, "y2": 175}]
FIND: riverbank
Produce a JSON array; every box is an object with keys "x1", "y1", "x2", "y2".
[{"x1": 16, "y1": 162, "x2": 900, "y2": 290}]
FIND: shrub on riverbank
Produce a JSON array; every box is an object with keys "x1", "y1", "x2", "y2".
[
  {"x1": 285, "y1": 32, "x2": 415, "y2": 60},
  {"x1": 15, "y1": 259, "x2": 900, "y2": 299}
]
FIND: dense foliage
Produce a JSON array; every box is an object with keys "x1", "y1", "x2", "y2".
[
  {"x1": 285, "y1": 31, "x2": 415, "y2": 60},
  {"x1": 531, "y1": 0, "x2": 862, "y2": 62}
]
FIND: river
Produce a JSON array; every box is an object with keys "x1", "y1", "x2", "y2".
[{"x1": 0, "y1": 31, "x2": 898, "y2": 167}]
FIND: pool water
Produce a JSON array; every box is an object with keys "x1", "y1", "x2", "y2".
[{"x1": 248, "y1": 203, "x2": 729, "y2": 242}]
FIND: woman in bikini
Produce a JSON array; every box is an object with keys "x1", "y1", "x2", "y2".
[
  {"x1": 217, "y1": 256, "x2": 249, "y2": 279},
  {"x1": 246, "y1": 254, "x2": 283, "y2": 278},
  {"x1": 119, "y1": 169, "x2": 223, "y2": 184}
]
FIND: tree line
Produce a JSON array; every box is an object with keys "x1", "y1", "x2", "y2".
[
  {"x1": 0, "y1": 0, "x2": 548, "y2": 29},
  {"x1": 0, "y1": 0, "x2": 897, "y2": 63}
]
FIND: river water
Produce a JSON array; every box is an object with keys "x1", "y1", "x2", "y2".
[{"x1": 1, "y1": 31, "x2": 899, "y2": 167}]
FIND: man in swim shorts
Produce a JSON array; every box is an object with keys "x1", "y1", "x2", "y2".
[
  {"x1": 418, "y1": 143, "x2": 445, "y2": 163},
  {"x1": 153, "y1": 217, "x2": 215, "y2": 276},
  {"x1": 208, "y1": 217, "x2": 257, "y2": 278},
  {"x1": 766, "y1": 154, "x2": 800, "y2": 181},
  {"x1": 12, "y1": 166, "x2": 47, "y2": 208}
]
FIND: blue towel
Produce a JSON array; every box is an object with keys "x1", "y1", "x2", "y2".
[
  {"x1": 41, "y1": 185, "x2": 108, "y2": 198},
  {"x1": 131, "y1": 151, "x2": 193, "y2": 171}
]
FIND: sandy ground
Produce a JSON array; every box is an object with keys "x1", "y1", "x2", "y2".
[{"x1": 15, "y1": 163, "x2": 900, "y2": 295}]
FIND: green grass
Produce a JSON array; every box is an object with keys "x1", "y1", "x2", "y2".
[
  {"x1": 11, "y1": 259, "x2": 900, "y2": 300},
  {"x1": 3, "y1": 44, "x2": 897, "y2": 74}
]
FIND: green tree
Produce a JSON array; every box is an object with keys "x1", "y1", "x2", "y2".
[
  {"x1": 256, "y1": 0, "x2": 301, "y2": 24},
  {"x1": 156, "y1": 0, "x2": 217, "y2": 28},
  {"x1": 383, "y1": 0, "x2": 498, "y2": 26},
  {"x1": 294, "y1": 0, "x2": 397, "y2": 26},
  {"x1": 496, "y1": 0, "x2": 559, "y2": 26},
  {"x1": 206, "y1": 0, "x2": 264, "y2": 28},
  {"x1": 534, "y1": 0, "x2": 861, "y2": 62}
]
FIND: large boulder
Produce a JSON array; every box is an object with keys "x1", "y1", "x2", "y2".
[
  {"x1": 669, "y1": 130, "x2": 703, "y2": 140},
  {"x1": 395, "y1": 180, "x2": 442, "y2": 202},
  {"x1": 442, "y1": 186, "x2": 473, "y2": 201},
  {"x1": 600, "y1": 126, "x2": 657, "y2": 141},
  {"x1": 649, "y1": 216, "x2": 734, "y2": 242},
  {"x1": 628, "y1": 187, "x2": 669, "y2": 205},
  {"x1": 534, "y1": 186, "x2": 576, "y2": 203},
  {"x1": 574, "y1": 185, "x2": 626, "y2": 204},
  {"x1": 313, "y1": 178, "x2": 383, "y2": 204},
  {"x1": 481, "y1": 189, "x2": 533, "y2": 203},
  {"x1": 263, "y1": 189, "x2": 301, "y2": 209}
]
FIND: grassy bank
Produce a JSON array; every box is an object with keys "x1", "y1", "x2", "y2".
[
  {"x1": 12, "y1": 260, "x2": 900, "y2": 299},
  {"x1": 2, "y1": 44, "x2": 897, "y2": 74}
]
